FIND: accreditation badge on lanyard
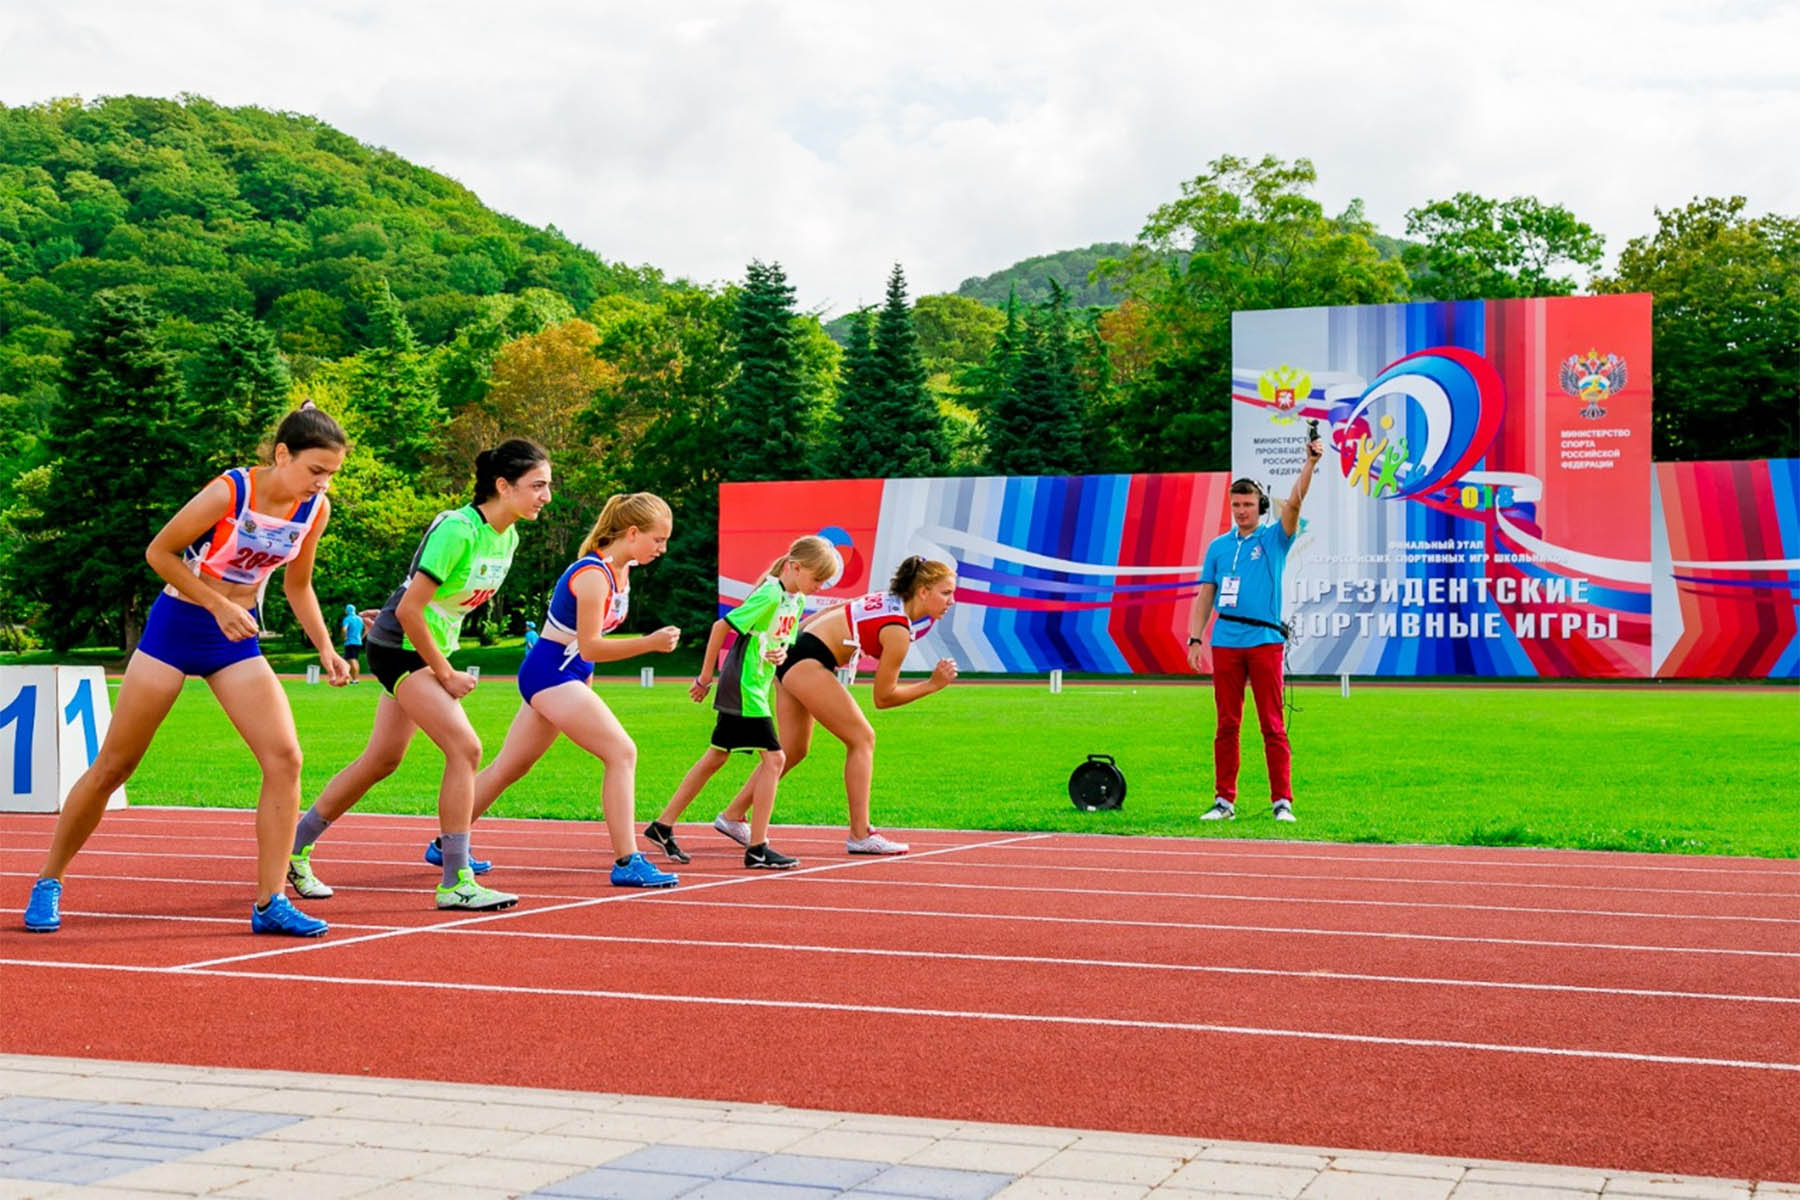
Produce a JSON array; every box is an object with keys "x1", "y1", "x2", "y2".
[{"x1": 1218, "y1": 576, "x2": 1242, "y2": 609}]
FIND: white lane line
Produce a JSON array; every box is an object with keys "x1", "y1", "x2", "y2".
[
  {"x1": 901, "y1": 859, "x2": 1800, "y2": 901},
  {"x1": 11, "y1": 909, "x2": 1790, "y2": 1004},
  {"x1": 644, "y1": 897, "x2": 1800, "y2": 959},
  {"x1": 10, "y1": 811, "x2": 1794, "y2": 880},
  {"x1": 4, "y1": 958, "x2": 1794, "y2": 1074},
  {"x1": 989, "y1": 840, "x2": 1800, "y2": 879},
  {"x1": 785, "y1": 875, "x2": 1800, "y2": 925},
  {"x1": 167, "y1": 833, "x2": 1053, "y2": 970},
  {"x1": 417, "y1": 928, "x2": 1796, "y2": 1005},
  {"x1": 8, "y1": 851, "x2": 1791, "y2": 902}
]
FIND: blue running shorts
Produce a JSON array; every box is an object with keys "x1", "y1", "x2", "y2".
[{"x1": 136, "y1": 592, "x2": 263, "y2": 678}]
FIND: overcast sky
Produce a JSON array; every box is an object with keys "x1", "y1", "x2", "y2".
[{"x1": 3, "y1": 0, "x2": 1795, "y2": 317}]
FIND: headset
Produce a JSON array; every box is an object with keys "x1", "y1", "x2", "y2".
[{"x1": 1230, "y1": 478, "x2": 1271, "y2": 516}]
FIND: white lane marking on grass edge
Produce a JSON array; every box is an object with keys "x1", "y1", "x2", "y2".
[{"x1": 3, "y1": 958, "x2": 1794, "y2": 1074}]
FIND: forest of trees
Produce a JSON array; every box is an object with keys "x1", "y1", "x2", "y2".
[{"x1": 1, "y1": 99, "x2": 1794, "y2": 656}]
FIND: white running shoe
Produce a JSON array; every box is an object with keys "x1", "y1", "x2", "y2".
[
  {"x1": 847, "y1": 832, "x2": 909, "y2": 855},
  {"x1": 712, "y1": 813, "x2": 751, "y2": 847},
  {"x1": 287, "y1": 847, "x2": 333, "y2": 899},
  {"x1": 1273, "y1": 799, "x2": 1297, "y2": 823},
  {"x1": 1200, "y1": 798, "x2": 1236, "y2": 821}
]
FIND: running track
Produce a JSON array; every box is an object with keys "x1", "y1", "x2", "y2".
[{"x1": 3, "y1": 809, "x2": 1797, "y2": 1182}]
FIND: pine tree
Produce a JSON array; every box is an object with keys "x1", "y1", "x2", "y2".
[
  {"x1": 185, "y1": 310, "x2": 292, "y2": 472},
  {"x1": 29, "y1": 291, "x2": 196, "y2": 650},
  {"x1": 349, "y1": 280, "x2": 443, "y2": 476},
  {"x1": 983, "y1": 282, "x2": 1084, "y2": 475},
  {"x1": 865, "y1": 264, "x2": 947, "y2": 476},
  {"x1": 724, "y1": 260, "x2": 809, "y2": 482},
  {"x1": 823, "y1": 307, "x2": 878, "y2": 478}
]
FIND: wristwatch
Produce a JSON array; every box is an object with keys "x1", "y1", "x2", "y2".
[{"x1": 1186, "y1": 637, "x2": 1204, "y2": 647}]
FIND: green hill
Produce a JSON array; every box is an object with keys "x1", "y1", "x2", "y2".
[
  {"x1": 0, "y1": 94, "x2": 662, "y2": 397},
  {"x1": 954, "y1": 242, "x2": 1133, "y2": 309}
]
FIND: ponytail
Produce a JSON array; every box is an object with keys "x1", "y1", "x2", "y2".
[
  {"x1": 889, "y1": 555, "x2": 954, "y2": 599},
  {"x1": 580, "y1": 492, "x2": 672, "y2": 556},
  {"x1": 473, "y1": 439, "x2": 549, "y2": 504},
  {"x1": 768, "y1": 534, "x2": 840, "y2": 582}
]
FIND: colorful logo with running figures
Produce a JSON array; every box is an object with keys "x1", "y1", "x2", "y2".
[
  {"x1": 1332, "y1": 347, "x2": 1506, "y2": 501},
  {"x1": 1559, "y1": 349, "x2": 1627, "y2": 420}
]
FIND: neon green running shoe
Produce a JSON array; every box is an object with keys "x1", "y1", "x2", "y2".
[
  {"x1": 435, "y1": 868, "x2": 518, "y2": 912},
  {"x1": 287, "y1": 846, "x2": 333, "y2": 899}
]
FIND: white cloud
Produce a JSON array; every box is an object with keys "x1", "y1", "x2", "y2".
[{"x1": 2, "y1": 0, "x2": 1794, "y2": 314}]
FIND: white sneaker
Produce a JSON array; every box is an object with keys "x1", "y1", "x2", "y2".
[
  {"x1": 287, "y1": 848, "x2": 334, "y2": 899},
  {"x1": 712, "y1": 813, "x2": 751, "y2": 847},
  {"x1": 847, "y1": 832, "x2": 909, "y2": 855},
  {"x1": 1200, "y1": 799, "x2": 1235, "y2": 821},
  {"x1": 1273, "y1": 800, "x2": 1297, "y2": 823}
]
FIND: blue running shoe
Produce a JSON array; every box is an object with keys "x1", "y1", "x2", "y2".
[
  {"x1": 251, "y1": 894, "x2": 328, "y2": 937},
  {"x1": 425, "y1": 837, "x2": 491, "y2": 875},
  {"x1": 24, "y1": 878, "x2": 61, "y2": 932},
  {"x1": 610, "y1": 852, "x2": 678, "y2": 889}
]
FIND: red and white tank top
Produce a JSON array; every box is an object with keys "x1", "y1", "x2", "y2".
[
  {"x1": 840, "y1": 591, "x2": 934, "y2": 658},
  {"x1": 182, "y1": 467, "x2": 324, "y2": 587}
]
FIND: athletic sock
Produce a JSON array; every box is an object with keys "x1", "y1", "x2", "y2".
[
  {"x1": 439, "y1": 832, "x2": 471, "y2": 885},
  {"x1": 615, "y1": 856, "x2": 633, "y2": 867},
  {"x1": 292, "y1": 809, "x2": 332, "y2": 854}
]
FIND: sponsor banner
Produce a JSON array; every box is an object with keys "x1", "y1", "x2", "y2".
[
  {"x1": 1652, "y1": 459, "x2": 1800, "y2": 678},
  {"x1": 1232, "y1": 295, "x2": 1653, "y2": 676},
  {"x1": 718, "y1": 474, "x2": 1232, "y2": 674}
]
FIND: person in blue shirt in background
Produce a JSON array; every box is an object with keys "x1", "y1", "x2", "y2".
[
  {"x1": 1188, "y1": 428, "x2": 1322, "y2": 824},
  {"x1": 340, "y1": 603, "x2": 365, "y2": 684},
  {"x1": 522, "y1": 620, "x2": 539, "y2": 654}
]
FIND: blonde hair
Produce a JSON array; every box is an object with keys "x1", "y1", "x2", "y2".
[
  {"x1": 889, "y1": 555, "x2": 954, "y2": 599},
  {"x1": 769, "y1": 535, "x2": 840, "y2": 582},
  {"x1": 580, "y1": 492, "x2": 672, "y2": 556}
]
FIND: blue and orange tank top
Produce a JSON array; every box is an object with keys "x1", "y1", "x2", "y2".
[
  {"x1": 178, "y1": 467, "x2": 324, "y2": 590},
  {"x1": 543, "y1": 555, "x2": 629, "y2": 640}
]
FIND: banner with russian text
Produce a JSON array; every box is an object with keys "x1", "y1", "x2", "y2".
[
  {"x1": 1651, "y1": 459, "x2": 1800, "y2": 678},
  {"x1": 718, "y1": 474, "x2": 1231, "y2": 674},
  {"x1": 1232, "y1": 295, "x2": 1653, "y2": 676}
]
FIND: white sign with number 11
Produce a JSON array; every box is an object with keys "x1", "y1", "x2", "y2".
[{"x1": 0, "y1": 666, "x2": 126, "y2": 813}]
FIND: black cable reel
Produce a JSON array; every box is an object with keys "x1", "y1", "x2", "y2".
[{"x1": 1068, "y1": 754, "x2": 1126, "y2": 811}]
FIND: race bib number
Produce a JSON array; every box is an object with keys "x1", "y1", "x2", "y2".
[{"x1": 1218, "y1": 576, "x2": 1241, "y2": 609}]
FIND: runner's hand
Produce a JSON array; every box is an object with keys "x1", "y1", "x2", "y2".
[
  {"x1": 930, "y1": 657, "x2": 959, "y2": 688},
  {"x1": 689, "y1": 677, "x2": 713, "y2": 702},
  {"x1": 645, "y1": 625, "x2": 680, "y2": 654},
  {"x1": 211, "y1": 601, "x2": 259, "y2": 642}
]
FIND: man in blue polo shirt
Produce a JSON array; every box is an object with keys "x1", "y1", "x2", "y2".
[{"x1": 1188, "y1": 431, "x2": 1323, "y2": 823}]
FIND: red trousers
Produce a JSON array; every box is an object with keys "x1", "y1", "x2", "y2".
[{"x1": 1212, "y1": 642, "x2": 1291, "y2": 805}]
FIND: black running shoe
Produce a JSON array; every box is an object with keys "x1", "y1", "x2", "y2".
[
  {"x1": 644, "y1": 822, "x2": 691, "y2": 864},
  {"x1": 745, "y1": 843, "x2": 798, "y2": 870}
]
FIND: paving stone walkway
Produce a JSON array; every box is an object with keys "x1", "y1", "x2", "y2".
[{"x1": 1, "y1": 1056, "x2": 1793, "y2": 1198}]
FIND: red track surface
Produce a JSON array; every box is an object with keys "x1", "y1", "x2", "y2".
[{"x1": 4, "y1": 810, "x2": 1797, "y2": 1180}]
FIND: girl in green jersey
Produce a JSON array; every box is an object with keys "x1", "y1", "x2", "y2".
[
  {"x1": 287, "y1": 439, "x2": 551, "y2": 912},
  {"x1": 644, "y1": 535, "x2": 841, "y2": 870}
]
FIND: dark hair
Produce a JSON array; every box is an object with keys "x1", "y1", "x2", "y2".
[
  {"x1": 889, "y1": 555, "x2": 955, "y2": 599},
  {"x1": 1229, "y1": 478, "x2": 1264, "y2": 498},
  {"x1": 271, "y1": 404, "x2": 347, "y2": 457},
  {"x1": 473, "y1": 438, "x2": 549, "y2": 504}
]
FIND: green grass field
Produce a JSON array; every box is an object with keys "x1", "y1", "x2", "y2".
[{"x1": 98, "y1": 674, "x2": 1800, "y2": 859}]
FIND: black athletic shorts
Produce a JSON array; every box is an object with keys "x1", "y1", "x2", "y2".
[
  {"x1": 709, "y1": 712, "x2": 781, "y2": 753},
  {"x1": 366, "y1": 641, "x2": 428, "y2": 696},
  {"x1": 775, "y1": 631, "x2": 839, "y2": 681},
  {"x1": 342, "y1": 643, "x2": 362, "y2": 663}
]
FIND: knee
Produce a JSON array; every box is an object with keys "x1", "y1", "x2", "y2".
[
  {"x1": 846, "y1": 726, "x2": 875, "y2": 756},
  {"x1": 763, "y1": 749, "x2": 787, "y2": 774},
  {"x1": 85, "y1": 750, "x2": 138, "y2": 794},
  {"x1": 609, "y1": 737, "x2": 638, "y2": 772},
  {"x1": 367, "y1": 748, "x2": 407, "y2": 778},
  {"x1": 447, "y1": 735, "x2": 482, "y2": 775},
  {"x1": 262, "y1": 740, "x2": 304, "y2": 784}
]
